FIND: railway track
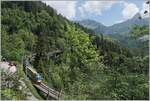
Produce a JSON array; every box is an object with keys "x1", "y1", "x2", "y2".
[
  {"x1": 40, "y1": 83, "x2": 60, "y2": 96},
  {"x1": 33, "y1": 82, "x2": 62, "y2": 99},
  {"x1": 22, "y1": 57, "x2": 63, "y2": 100}
]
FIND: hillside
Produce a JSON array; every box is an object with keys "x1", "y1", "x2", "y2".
[
  {"x1": 77, "y1": 13, "x2": 149, "y2": 35},
  {"x1": 77, "y1": 19, "x2": 107, "y2": 34},
  {"x1": 1, "y1": 1, "x2": 149, "y2": 100}
]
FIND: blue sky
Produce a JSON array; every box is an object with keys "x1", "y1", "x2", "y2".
[{"x1": 43, "y1": 0, "x2": 148, "y2": 26}]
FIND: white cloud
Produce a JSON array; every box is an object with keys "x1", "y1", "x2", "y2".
[
  {"x1": 42, "y1": 0, "x2": 146, "y2": 22},
  {"x1": 79, "y1": 1, "x2": 142, "y2": 21},
  {"x1": 79, "y1": 1, "x2": 120, "y2": 16},
  {"x1": 122, "y1": 2, "x2": 139, "y2": 19},
  {"x1": 43, "y1": 1, "x2": 77, "y2": 19}
]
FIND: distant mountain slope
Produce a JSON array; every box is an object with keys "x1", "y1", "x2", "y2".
[
  {"x1": 78, "y1": 19, "x2": 106, "y2": 34},
  {"x1": 2, "y1": 1, "x2": 149, "y2": 100},
  {"x1": 77, "y1": 13, "x2": 149, "y2": 35}
]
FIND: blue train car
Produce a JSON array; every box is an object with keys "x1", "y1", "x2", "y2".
[{"x1": 26, "y1": 66, "x2": 42, "y2": 84}]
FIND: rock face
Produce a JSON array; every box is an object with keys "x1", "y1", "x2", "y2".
[{"x1": 0, "y1": 62, "x2": 17, "y2": 74}]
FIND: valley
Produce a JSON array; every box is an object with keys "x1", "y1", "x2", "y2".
[{"x1": 1, "y1": 1, "x2": 149, "y2": 100}]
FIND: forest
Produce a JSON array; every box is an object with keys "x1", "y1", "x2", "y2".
[{"x1": 1, "y1": 1, "x2": 149, "y2": 100}]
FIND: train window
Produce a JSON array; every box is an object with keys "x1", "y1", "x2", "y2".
[{"x1": 35, "y1": 74, "x2": 42, "y2": 80}]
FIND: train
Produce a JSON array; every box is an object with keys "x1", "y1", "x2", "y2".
[{"x1": 25, "y1": 66, "x2": 42, "y2": 84}]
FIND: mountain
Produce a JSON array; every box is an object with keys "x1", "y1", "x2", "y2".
[
  {"x1": 105, "y1": 13, "x2": 149, "y2": 34},
  {"x1": 2, "y1": 1, "x2": 149, "y2": 100},
  {"x1": 77, "y1": 13, "x2": 149, "y2": 35},
  {"x1": 78, "y1": 19, "x2": 107, "y2": 34}
]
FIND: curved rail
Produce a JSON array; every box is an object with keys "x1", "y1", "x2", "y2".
[
  {"x1": 23, "y1": 53, "x2": 63, "y2": 100},
  {"x1": 33, "y1": 82, "x2": 61, "y2": 99}
]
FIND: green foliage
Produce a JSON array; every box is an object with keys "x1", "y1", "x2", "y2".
[
  {"x1": 1, "y1": 70, "x2": 28, "y2": 100},
  {"x1": 129, "y1": 25, "x2": 149, "y2": 39},
  {"x1": 110, "y1": 25, "x2": 149, "y2": 56},
  {"x1": 1, "y1": 1, "x2": 149, "y2": 100},
  {"x1": 2, "y1": 30, "x2": 25, "y2": 61}
]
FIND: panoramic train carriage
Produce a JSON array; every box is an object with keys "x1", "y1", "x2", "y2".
[{"x1": 26, "y1": 66, "x2": 42, "y2": 84}]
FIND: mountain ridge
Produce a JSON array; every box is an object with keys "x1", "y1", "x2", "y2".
[{"x1": 77, "y1": 13, "x2": 149, "y2": 35}]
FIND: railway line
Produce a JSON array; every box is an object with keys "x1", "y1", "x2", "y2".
[
  {"x1": 25, "y1": 65, "x2": 62, "y2": 100},
  {"x1": 22, "y1": 50, "x2": 63, "y2": 99},
  {"x1": 33, "y1": 82, "x2": 61, "y2": 99}
]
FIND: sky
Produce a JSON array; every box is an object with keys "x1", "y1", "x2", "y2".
[{"x1": 42, "y1": 0, "x2": 149, "y2": 26}]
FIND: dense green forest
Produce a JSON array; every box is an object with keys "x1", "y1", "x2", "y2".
[
  {"x1": 109, "y1": 25, "x2": 149, "y2": 56},
  {"x1": 1, "y1": 1, "x2": 149, "y2": 100}
]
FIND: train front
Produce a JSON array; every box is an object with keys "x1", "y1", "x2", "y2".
[{"x1": 35, "y1": 73, "x2": 42, "y2": 84}]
